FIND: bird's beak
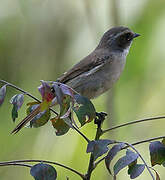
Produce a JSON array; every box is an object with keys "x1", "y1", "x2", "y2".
[{"x1": 133, "y1": 33, "x2": 140, "y2": 38}]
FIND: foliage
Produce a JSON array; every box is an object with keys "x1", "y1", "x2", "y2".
[
  {"x1": 30, "y1": 163, "x2": 57, "y2": 180},
  {"x1": 0, "y1": 80, "x2": 165, "y2": 180}
]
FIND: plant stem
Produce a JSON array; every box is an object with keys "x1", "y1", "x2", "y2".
[
  {"x1": 0, "y1": 80, "x2": 41, "y2": 103},
  {"x1": 85, "y1": 129, "x2": 100, "y2": 180},
  {"x1": 102, "y1": 116, "x2": 165, "y2": 135},
  {"x1": 84, "y1": 113, "x2": 104, "y2": 180},
  {"x1": 0, "y1": 162, "x2": 32, "y2": 168},
  {"x1": 72, "y1": 126, "x2": 90, "y2": 143},
  {"x1": 95, "y1": 135, "x2": 165, "y2": 168},
  {"x1": 0, "y1": 159, "x2": 85, "y2": 179},
  {"x1": 131, "y1": 135, "x2": 165, "y2": 147},
  {"x1": 95, "y1": 141, "x2": 155, "y2": 180}
]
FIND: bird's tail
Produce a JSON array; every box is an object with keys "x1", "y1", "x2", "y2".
[{"x1": 11, "y1": 106, "x2": 41, "y2": 134}]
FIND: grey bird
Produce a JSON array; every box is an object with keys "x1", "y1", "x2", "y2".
[
  {"x1": 58, "y1": 26, "x2": 140, "y2": 99},
  {"x1": 11, "y1": 26, "x2": 140, "y2": 134}
]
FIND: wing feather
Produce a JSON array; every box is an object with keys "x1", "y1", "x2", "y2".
[{"x1": 58, "y1": 49, "x2": 110, "y2": 84}]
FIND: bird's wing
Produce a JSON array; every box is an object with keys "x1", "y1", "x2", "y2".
[{"x1": 58, "y1": 49, "x2": 111, "y2": 84}]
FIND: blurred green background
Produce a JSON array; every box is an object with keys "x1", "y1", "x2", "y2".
[{"x1": 0, "y1": 0, "x2": 165, "y2": 179}]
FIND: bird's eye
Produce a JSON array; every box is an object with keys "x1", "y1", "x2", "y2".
[
  {"x1": 125, "y1": 33, "x2": 132, "y2": 41},
  {"x1": 117, "y1": 32, "x2": 133, "y2": 48}
]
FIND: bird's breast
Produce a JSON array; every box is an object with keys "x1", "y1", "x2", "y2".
[{"x1": 92, "y1": 54, "x2": 127, "y2": 97}]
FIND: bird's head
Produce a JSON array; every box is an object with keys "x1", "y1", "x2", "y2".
[{"x1": 98, "y1": 26, "x2": 140, "y2": 52}]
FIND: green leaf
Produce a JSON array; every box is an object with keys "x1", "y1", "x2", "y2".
[
  {"x1": 59, "y1": 95, "x2": 71, "y2": 116},
  {"x1": 51, "y1": 117, "x2": 70, "y2": 136},
  {"x1": 87, "y1": 139, "x2": 114, "y2": 161},
  {"x1": 149, "y1": 141, "x2": 165, "y2": 166},
  {"x1": 113, "y1": 149, "x2": 139, "y2": 176},
  {"x1": 10, "y1": 94, "x2": 24, "y2": 122},
  {"x1": 0, "y1": 85, "x2": 7, "y2": 106},
  {"x1": 52, "y1": 83, "x2": 72, "y2": 116},
  {"x1": 162, "y1": 138, "x2": 165, "y2": 146},
  {"x1": 11, "y1": 104, "x2": 18, "y2": 122},
  {"x1": 105, "y1": 143, "x2": 125, "y2": 174},
  {"x1": 26, "y1": 102, "x2": 51, "y2": 128},
  {"x1": 51, "y1": 83, "x2": 75, "y2": 132},
  {"x1": 73, "y1": 94, "x2": 96, "y2": 126},
  {"x1": 127, "y1": 160, "x2": 137, "y2": 175},
  {"x1": 59, "y1": 95, "x2": 74, "y2": 127},
  {"x1": 128, "y1": 164, "x2": 145, "y2": 179},
  {"x1": 30, "y1": 163, "x2": 57, "y2": 180}
]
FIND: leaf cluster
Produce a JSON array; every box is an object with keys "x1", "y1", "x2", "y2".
[{"x1": 0, "y1": 81, "x2": 165, "y2": 180}]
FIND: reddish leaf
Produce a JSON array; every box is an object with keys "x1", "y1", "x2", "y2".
[
  {"x1": 0, "y1": 85, "x2": 7, "y2": 106},
  {"x1": 105, "y1": 143, "x2": 125, "y2": 174},
  {"x1": 51, "y1": 117, "x2": 70, "y2": 136},
  {"x1": 38, "y1": 81, "x2": 55, "y2": 103},
  {"x1": 38, "y1": 81, "x2": 55, "y2": 111},
  {"x1": 149, "y1": 141, "x2": 165, "y2": 166},
  {"x1": 30, "y1": 163, "x2": 57, "y2": 180}
]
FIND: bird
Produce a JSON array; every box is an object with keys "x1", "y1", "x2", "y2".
[
  {"x1": 11, "y1": 26, "x2": 140, "y2": 134},
  {"x1": 57, "y1": 26, "x2": 140, "y2": 99}
]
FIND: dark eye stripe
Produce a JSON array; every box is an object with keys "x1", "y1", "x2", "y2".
[{"x1": 125, "y1": 33, "x2": 132, "y2": 41}]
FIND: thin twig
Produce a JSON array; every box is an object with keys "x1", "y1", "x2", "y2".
[
  {"x1": 85, "y1": 113, "x2": 105, "y2": 180},
  {"x1": 0, "y1": 80, "x2": 41, "y2": 103},
  {"x1": 102, "y1": 116, "x2": 165, "y2": 135},
  {"x1": 86, "y1": 127, "x2": 101, "y2": 179},
  {"x1": 95, "y1": 135, "x2": 165, "y2": 167},
  {"x1": 95, "y1": 141, "x2": 155, "y2": 180},
  {"x1": 0, "y1": 162, "x2": 32, "y2": 168},
  {"x1": 131, "y1": 135, "x2": 165, "y2": 147},
  {"x1": 0, "y1": 159, "x2": 85, "y2": 179},
  {"x1": 72, "y1": 126, "x2": 90, "y2": 143},
  {"x1": 0, "y1": 79, "x2": 58, "y2": 115},
  {"x1": 149, "y1": 167, "x2": 160, "y2": 179}
]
